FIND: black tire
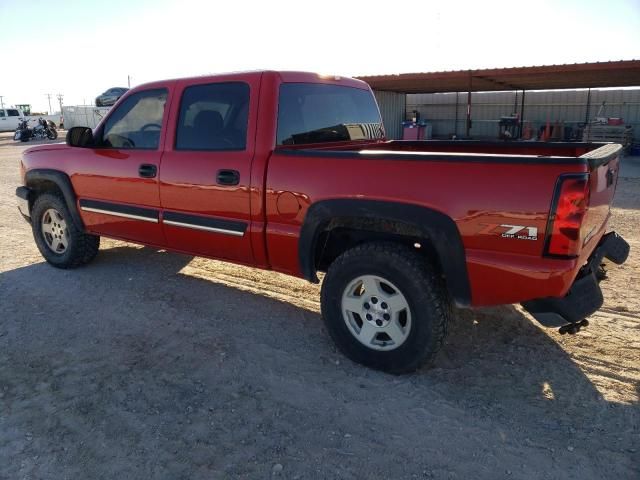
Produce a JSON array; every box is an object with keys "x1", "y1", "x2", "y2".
[
  {"x1": 320, "y1": 242, "x2": 450, "y2": 374},
  {"x1": 31, "y1": 192, "x2": 100, "y2": 269},
  {"x1": 46, "y1": 129, "x2": 58, "y2": 140}
]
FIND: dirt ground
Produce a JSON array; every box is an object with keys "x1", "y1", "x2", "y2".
[{"x1": 0, "y1": 132, "x2": 638, "y2": 479}]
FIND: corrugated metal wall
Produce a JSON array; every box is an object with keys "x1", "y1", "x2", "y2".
[
  {"x1": 374, "y1": 90, "x2": 406, "y2": 140},
  {"x1": 405, "y1": 88, "x2": 640, "y2": 140},
  {"x1": 62, "y1": 105, "x2": 111, "y2": 129}
]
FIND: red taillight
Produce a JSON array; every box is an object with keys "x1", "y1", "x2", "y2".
[{"x1": 544, "y1": 174, "x2": 590, "y2": 258}]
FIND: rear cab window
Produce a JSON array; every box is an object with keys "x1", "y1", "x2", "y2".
[
  {"x1": 175, "y1": 82, "x2": 249, "y2": 151},
  {"x1": 101, "y1": 88, "x2": 167, "y2": 149},
  {"x1": 277, "y1": 83, "x2": 384, "y2": 146},
  {"x1": 7, "y1": 109, "x2": 20, "y2": 117}
]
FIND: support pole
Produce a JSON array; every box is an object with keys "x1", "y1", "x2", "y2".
[
  {"x1": 519, "y1": 89, "x2": 525, "y2": 139},
  {"x1": 584, "y1": 88, "x2": 592, "y2": 142},
  {"x1": 465, "y1": 70, "x2": 472, "y2": 138},
  {"x1": 454, "y1": 91, "x2": 459, "y2": 137}
]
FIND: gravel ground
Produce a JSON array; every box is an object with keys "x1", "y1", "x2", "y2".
[{"x1": 0, "y1": 133, "x2": 638, "y2": 479}]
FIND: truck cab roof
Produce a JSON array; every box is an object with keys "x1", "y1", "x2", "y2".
[{"x1": 134, "y1": 70, "x2": 370, "y2": 91}]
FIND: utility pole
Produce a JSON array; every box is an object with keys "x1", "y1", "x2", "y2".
[
  {"x1": 45, "y1": 93, "x2": 53, "y2": 114},
  {"x1": 56, "y1": 94, "x2": 64, "y2": 115},
  {"x1": 0, "y1": 95, "x2": 4, "y2": 109},
  {"x1": 127, "y1": 75, "x2": 131, "y2": 88}
]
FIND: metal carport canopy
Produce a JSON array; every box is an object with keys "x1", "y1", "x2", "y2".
[{"x1": 356, "y1": 60, "x2": 640, "y2": 93}]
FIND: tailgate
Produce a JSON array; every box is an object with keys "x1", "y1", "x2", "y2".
[{"x1": 581, "y1": 144, "x2": 622, "y2": 248}]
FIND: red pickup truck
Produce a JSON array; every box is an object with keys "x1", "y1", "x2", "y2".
[{"x1": 16, "y1": 71, "x2": 629, "y2": 373}]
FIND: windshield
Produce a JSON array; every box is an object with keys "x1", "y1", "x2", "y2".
[{"x1": 277, "y1": 83, "x2": 384, "y2": 145}]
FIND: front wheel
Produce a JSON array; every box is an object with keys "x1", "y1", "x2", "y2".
[
  {"x1": 320, "y1": 242, "x2": 450, "y2": 373},
  {"x1": 31, "y1": 193, "x2": 100, "y2": 268},
  {"x1": 46, "y1": 129, "x2": 58, "y2": 140}
]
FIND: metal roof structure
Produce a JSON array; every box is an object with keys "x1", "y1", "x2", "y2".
[{"x1": 357, "y1": 60, "x2": 640, "y2": 93}]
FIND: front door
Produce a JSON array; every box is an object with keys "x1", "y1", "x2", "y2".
[
  {"x1": 159, "y1": 77, "x2": 258, "y2": 264},
  {"x1": 73, "y1": 86, "x2": 171, "y2": 246}
]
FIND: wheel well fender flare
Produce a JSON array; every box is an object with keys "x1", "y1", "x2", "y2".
[
  {"x1": 298, "y1": 199, "x2": 471, "y2": 307},
  {"x1": 24, "y1": 169, "x2": 84, "y2": 230}
]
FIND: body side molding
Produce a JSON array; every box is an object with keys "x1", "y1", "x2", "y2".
[{"x1": 78, "y1": 199, "x2": 159, "y2": 223}]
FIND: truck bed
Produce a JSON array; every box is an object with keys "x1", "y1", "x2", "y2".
[
  {"x1": 287, "y1": 139, "x2": 614, "y2": 164},
  {"x1": 270, "y1": 140, "x2": 621, "y2": 306},
  {"x1": 362, "y1": 140, "x2": 603, "y2": 158}
]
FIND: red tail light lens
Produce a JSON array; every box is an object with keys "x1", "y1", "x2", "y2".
[{"x1": 544, "y1": 174, "x2": 590, "y2": 258}]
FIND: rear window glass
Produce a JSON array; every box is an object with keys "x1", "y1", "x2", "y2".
[
  {"x1": 277, "y1": 83, "x2": 383, "y2": 145},
  {"x1": 175, "y1": 82, "x2": 249, "y2": 151},
  {"x1": 7, "y1": 109, "x2": 20, "y2": 117}
]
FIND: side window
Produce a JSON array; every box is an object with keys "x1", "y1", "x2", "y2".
[
  {"x1": 175, "y1": 82, "x2": 249, "y2": 151},
  {"x1": 0, "y1": 110, "x2": 5, "y2": 118},
  {"x1": 7, "y1": 109, "x2": 20, "y2": 117},
  {"x1": 101, "y1": 88, "x2": 167, "y2": 149}
]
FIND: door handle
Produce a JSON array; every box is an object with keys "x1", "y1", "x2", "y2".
[
  {"x1": 216, "y1": 169, "x2": 240, "y2": 186},
  {"x1": 139, "y1": 164, "x2": 157, "y2": 178}
]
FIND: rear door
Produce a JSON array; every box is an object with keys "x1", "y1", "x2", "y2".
[
  {"x1": 72, "y1": 86, "x2": 172, "y2": 245},
  {"x1": 159, "y1": 74, "x2": 259, "y2": 264}
]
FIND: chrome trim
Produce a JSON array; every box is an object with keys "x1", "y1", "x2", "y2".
[
  {"x1": 163, "y1": 219, "x2": 244, "y2": 237},
  {"x1": 80, "y1": 206, "x2": 158, "y2": 223}
]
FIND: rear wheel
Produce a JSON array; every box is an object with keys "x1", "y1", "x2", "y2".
[
  {"x1": 31, "y1": 193, "x2": 100, "y2": 268},
  {"x1": 320, "y1": 242, "x2": 450, "y2": 373}
]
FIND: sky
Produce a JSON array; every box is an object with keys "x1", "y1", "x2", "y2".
[{"x1": 1, "y1": 0, "x2": 639, "y2": 113}]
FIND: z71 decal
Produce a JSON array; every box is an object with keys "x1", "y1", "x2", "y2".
[{"x1": 480, "y1": 223, "x2": 539, "y2": 241}]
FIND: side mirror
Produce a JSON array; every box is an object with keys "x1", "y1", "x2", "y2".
[{"x1": 66, "y1": 126, "x2": 95, "y2": 148}]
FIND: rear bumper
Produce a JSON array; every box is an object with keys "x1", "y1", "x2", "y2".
[
  {"x1": 16, "y1": 186, "x2": 31, "y2": 222},
  {"x1": 522, "y1": 232, "x2": 629, "y2": 327}
]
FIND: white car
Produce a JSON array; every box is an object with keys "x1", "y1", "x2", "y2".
[
  {"x1": 0, "y1": 108, "x2": 24, "y2": 132},
  {"x1": 0, "y1": 108, "x2": 62, "y2": 132}
]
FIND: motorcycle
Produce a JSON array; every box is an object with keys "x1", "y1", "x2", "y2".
[{"x1": 14, "y1": 118, "x2": 58, "y2": 142}]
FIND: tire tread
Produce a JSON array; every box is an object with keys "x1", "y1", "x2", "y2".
[
  {"x1": 321, "y1": 241, "x2": 450, "y2": 373},
  {"x1": 31, "y1": 192, "x2": 100, "y2": 269}
]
